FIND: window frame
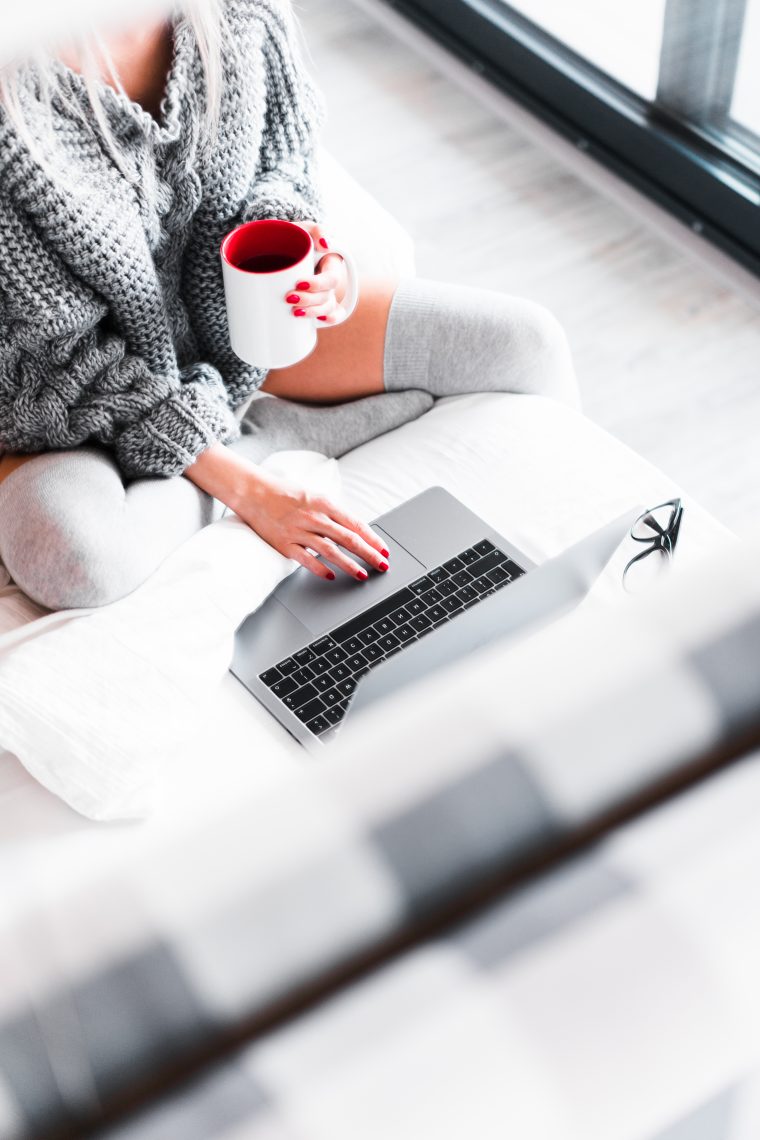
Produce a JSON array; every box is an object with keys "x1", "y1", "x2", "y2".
[{"x1": 382, "y1": 0, "x2": 760, "y2": 276}]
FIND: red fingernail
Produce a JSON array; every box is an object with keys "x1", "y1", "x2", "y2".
[
  {"x1": 326, "y1": 570, "x2": 335, "y2": 581},
  {"x1": 319, "y1": 238, "x2": 329, "y2": 249},
  {"x1": 293, "y1": 308, "x2": 306, "y2": 317},
  {"x1": 286, "y1": 293, "x2": 300, "y2": 303},
  {"x1": 381, "y1": 548, "x2": 390, "y2": 557},
  {"x1": 317, "y1": 315, "x2": 328, "y2": 322},
  {"x1": 379, "y1": 561, "x2": 389, "y2": 572},
  {"x1": 356, "y1": 570, "x2": 368, "y2": 581},
  {"x1": 296, "y1": 281, "x2": 311, "y2": 291}
]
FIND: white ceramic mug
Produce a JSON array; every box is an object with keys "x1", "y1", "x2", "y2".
[{"x1": 220, "y1": 219, "x2": 360, "y2": 369}]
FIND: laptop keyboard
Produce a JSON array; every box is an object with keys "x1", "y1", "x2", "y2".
[{"x1": 258, "y1": 538, "x2": 525, "y2": 741}]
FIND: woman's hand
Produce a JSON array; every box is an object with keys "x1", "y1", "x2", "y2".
[
  {"x1": 185, "y1": 444, "x2": 390, "y2": 581},
  {"x1": 285, "y1": 222, "x2": 349, "y2": 327},
  {"x1": 237, "y1": 466, "x2": 390, "y2": 580}
]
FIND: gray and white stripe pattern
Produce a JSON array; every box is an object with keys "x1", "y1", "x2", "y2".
[{"x1": 1, "y1": 541, "x2": 759, "y2": 1137}]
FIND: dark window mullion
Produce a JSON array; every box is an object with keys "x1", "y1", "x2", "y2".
[{"x1": 656, "y1": 0, "x2": 748, "y2": 123}]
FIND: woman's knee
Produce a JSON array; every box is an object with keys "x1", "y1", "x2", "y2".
[
  {"x1": 0, "y1": 449, "x2": 151, "y2": 609},
  {"x1": 386, "y1": 278, "x2": 580, "y2": 409},
  {"x1": 484, "y1": 294, "x2": 580, "y2": 409}
]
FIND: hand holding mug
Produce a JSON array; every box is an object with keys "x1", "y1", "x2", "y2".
[
  {"x1": 221, "y1": 218, "x2": 360, "y2": 369},
  {"x1": 290, "y1": 222, "x2": 351, "y2": 326}
]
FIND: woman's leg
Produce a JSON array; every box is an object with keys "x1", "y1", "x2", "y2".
[
  {"x1": 257, "y1": 276, "x2": 579, "y2": 458},
  {"x1": 0, "y1": 448, "x2": 218, "y2": 610}
]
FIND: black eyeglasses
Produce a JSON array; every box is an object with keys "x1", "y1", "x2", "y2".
[{"x1": 623, "y1": 498, "x2": 683, "y2": 593}]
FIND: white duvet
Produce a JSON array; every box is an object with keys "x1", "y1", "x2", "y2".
[{"x1": 0, "y1": 395, "x2": 730, "y2": 826}]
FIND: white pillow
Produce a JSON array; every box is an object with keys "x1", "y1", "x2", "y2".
[{"x1": 0, "y1": 451, "x2": 339, "y2": 821}]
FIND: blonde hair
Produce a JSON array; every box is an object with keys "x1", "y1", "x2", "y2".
[{"x1": 0, "y1": 0, "x2": 227, "y2": 183}]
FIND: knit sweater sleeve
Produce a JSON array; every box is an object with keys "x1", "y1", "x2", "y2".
[
  {"x1": 241, "y1": 1, "x2": 326, "y2": 225},
  {"x1": 0, "y1": 204, "x2": 239, "y2": 478}
]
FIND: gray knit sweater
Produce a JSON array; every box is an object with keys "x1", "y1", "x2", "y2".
[{"x1": 0, "y1": 0, "x2": 325, "y2": 478}]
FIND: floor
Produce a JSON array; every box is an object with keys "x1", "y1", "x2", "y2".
[{"x1": 298, "y1": 0, "x2": 760, "y2": 538}]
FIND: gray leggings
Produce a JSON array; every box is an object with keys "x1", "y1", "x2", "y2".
[{"x1": 0, "y1": 278, "x2": 578, "y2": 610}]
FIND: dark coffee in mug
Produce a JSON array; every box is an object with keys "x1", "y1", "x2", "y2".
[{"x1": 236, "y1": 252, "x2": 299, "y2": 273}]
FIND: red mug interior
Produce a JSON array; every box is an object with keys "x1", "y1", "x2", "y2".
[{"x1": 222, "y1": 220, "x2": 311, "y2": 274}]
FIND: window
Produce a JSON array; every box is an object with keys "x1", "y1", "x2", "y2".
[{"x1": 385, "y1": 0, "x2": 760, "y2": 274}]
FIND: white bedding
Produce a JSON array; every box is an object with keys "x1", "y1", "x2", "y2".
[{"x1": 0, "y1": 394, "x2": 732, "y2": 903}]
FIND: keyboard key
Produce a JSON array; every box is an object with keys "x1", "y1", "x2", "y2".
[
  {"x1": 431, "y1": 617, "x2": 449, "y2": 629},
  {"x1": 409, "y1": 576, "x2": 434, "y2": 596},
  {"x1": 385, "y1": 646, "x2": 402, "y2": 659},
  {"x1": 427, "y1": 566, "x2": 449, "y2": 583},
  {"x1": 474, "y1": 539, "x2": 495, "y2": 556},
  {"x1": 390, "y1": 606, "x2": 411, "y2": 624},
  {"x1": 272, "y1": 676, "x2": 298, "y2": 699},
  {"x1": 355, "y1": 667, "x2": 370, "y2": 679},
  {"x1": 295, "y1": 697, "x2": 326, "y2": 723},
  {"x1": 294, "y1": 647, "x2": 316, "y2": 666},
  {"x1": 487, "y1": 565, "x2": 510, "y2": 586},
  {"x1": 283, "y1": 682, "x2": 319, "y2": 710},
  {"x1": 459, "y1": 547, "x2": 481, "y2": 565},
  {"x1": 407, "y1": 597, "x2": 426, "y2": 616},
  {"x1": 443, "y1": 556, "x2": 464, "y2": 574},
  {"x1": 321, "y1": 687, "x2": 342, "y2": 707},
  {"x1": 292, "y1": 666, "x2": 315, "y2": 687},
  {"x1": 331, "y1": 586, "x2": 414, "y2": 643},
  {"x1": 344, "y1": 636, "x2": 365, "y2": 655},
  {"x1": 329, "y1": 663, "x2": 350, "y2": 683},
  {"x1": 313, "y1": 675, "x2": 334, "y2": 694},
  {"x1": 324, "y1": 705, "x2": 345, "y2": 726},
  {"x1": 463, "y1": 599, "x2": 479, "y2": 609},
  {"x1": 311, "y1": 657, "x2": 332, "y2": 676},
  {"x1": 374, "y1": 617, "x2": 396, "y2": 637},
  {"x1": 452, "y1": 569, "x2": 473, "y2": 588},
  {"x1": 310, "y1": 636, "x2": 336, "y2": 656},
  {"x1": 470, "y1": 549, "x2": 507, "y2": 577},
  {"x1": 379, "y1": 633, "x2": 401, "y2": 653},
  {"x1": 276, "y1": 657, "x2": 298, "y2": 677},
  {"x1": 411, "y1": 613, "x2": 433, "y2": 632},
  {"x1": 472, "y1": 576, "x2": 492, "y2": 594},
  {"x1": 395, "y1": 623, "x2": 416, "y2": 643},
  {"x1": 338, "y1": 677, "x2": 357, "y2": 697},
  {"x1": 457, "y1": 585, "x2": 478, "y2": 604},
  {"x1": 259, "y1": 668, "x2": 281, "y2": 687},
  {"x1": 420, "y1": 586, "x2": 443, "y2": 605},
  {"x1": 347, "y1": 654, "x2": 368, "y2": 672},
  {"x1": 503, "y1": 559, "x2": 525, "y2": 579},
  {"x1": 359, "y1": 627, "x2": 380, "y2": 645},
  {"x1": 326, "y1": 646, "x2": 348, "y2": 665},
  {"x1": 306, "y1": 714, "x2": 331, "y2": 736},
  {"x1": 437, "y1": 579, "x2": 457, "y2": 597},
  {"x1": 442, "y1": 595, "x2": 463, "y2": 614},
  {"x1": 428, "y1": 604, "x2": 447, "y2": 623},
  {"x1": 363, "y1": 643, "x2": 384, "y2": 662}
]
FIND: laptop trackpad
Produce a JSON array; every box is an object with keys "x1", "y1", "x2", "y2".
[{"x1": 277, "y1": 527, "x2": 426, "y2": 634}]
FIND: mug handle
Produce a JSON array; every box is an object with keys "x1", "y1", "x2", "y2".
[{"x1": 315, "y1": 244, "x2": 360, "y2": 326}]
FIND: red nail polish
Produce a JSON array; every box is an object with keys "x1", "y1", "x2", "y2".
[
  {"x1": 317, "y1": 315, "x2": 328, "y2": 322},
  {"x1": 379, "y1": 561, "x2": 389, "y2": 572},
  {"x1": 381, "y1": 548, "x2": 390, "y2": 557},
  {"x1": 326, "y1": 570, "x2": 335, "y2": 581},
  {"x1": 319, "y1": 238, "x2": 329, "y2": 249},
  {"x1": 286, "y1": 293, "x2": 300, "y2": 303},
  {"x1": 293, "y1": 308, "x2": 306, "y2": 317},
  {"x1": 296, "y1": 281, "x2": 311, "y2": 291},
  {"x1": 356, "y1": 570, "x2": 368, "y2": 581}
]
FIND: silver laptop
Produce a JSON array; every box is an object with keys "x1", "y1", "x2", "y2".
[{"x1": 231, "y1": 486, "x2": 638, "y2": 751}]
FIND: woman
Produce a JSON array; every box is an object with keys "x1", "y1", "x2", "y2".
[{"x1": 0, "y1": 0, "x2": 577, "y2": 610}]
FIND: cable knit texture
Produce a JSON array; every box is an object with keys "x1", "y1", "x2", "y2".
[{"x1": 0, "y1": 0, "x2": 325, "y2": 477}]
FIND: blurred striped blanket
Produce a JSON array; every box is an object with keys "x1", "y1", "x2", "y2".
[{"x1": 1, "y1": 542, "x2": 759, "y2": 1139}]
